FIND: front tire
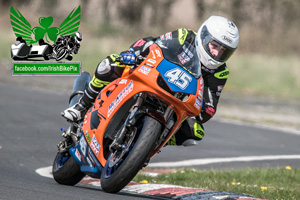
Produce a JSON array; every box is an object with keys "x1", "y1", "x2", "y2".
[
  {"x1": 52, "y1": 152, "x2": 85, "y2": 186},
  {"x1": 56, "y1": 48, "x2": 67, "y2": 61},
  {"x1": 100, "y1": 116, "x2": 162, "y2": 193}
]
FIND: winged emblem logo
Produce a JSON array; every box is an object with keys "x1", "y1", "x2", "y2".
[{"x1": 10, "y1": 6, "x2": 81, "y2": 45}]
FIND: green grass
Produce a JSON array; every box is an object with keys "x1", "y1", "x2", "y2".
[
  {"x1": 134, "y1": 168, "x2": 300, "y2": 200},
  {"x1": 226, "y1": 53, "x2": 300, "y2": 100}
]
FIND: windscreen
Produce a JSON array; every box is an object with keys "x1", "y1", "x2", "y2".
[{"x1": 155, "y1": 38, "x2": 201, "y2": 79}]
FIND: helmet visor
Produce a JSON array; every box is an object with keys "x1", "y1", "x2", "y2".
[{"x1": 201, "y1": 26, "x2": 236, "y2": 62}]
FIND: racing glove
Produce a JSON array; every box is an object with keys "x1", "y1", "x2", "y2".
[{"x1": 120, "y1": 48, "x2": 136, "y2": 65}]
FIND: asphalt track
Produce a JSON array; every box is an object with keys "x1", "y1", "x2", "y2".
[{"x1": 0, "y1": 83, "x2": 299, "y2": 200}]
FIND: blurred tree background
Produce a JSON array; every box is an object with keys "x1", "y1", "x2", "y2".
[
  {"x1": 1, "y1": 0, "x2": 299, "y2": 55},
  {"x1": 1, "y1": 0, "x2": 300, "y2": 100}
]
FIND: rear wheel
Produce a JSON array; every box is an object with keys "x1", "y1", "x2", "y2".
[
  {"x1": 52, "y1": 152, "x2": 85, "y2": 186},
  {"x1": 100, "y1": 116, "x2": 161, "y2": 193}
]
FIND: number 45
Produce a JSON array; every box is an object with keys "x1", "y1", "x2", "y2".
[{"x1": 165, "y1": 68, "x2": 192, "y2": 90}]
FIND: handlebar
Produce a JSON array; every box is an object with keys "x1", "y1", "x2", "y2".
[{"x1": 112, "y1": 55, "x2": 145, "y2": 67}]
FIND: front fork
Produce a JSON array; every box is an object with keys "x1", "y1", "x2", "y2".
[
  {"x1": 108, "y1": 92, "x2": 177, "y2": 152},
  {"x1": 109, "y1": 93, "x2": 146, "y2": 151},
  {"x1": 57, "y1": 122, "x2": 82, "y2": 155}
]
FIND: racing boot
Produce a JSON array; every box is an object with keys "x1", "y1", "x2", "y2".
[
  {"x1": 61, "y1": 97, "x2": 89, "y2": 122},
  {"x1": 61, "y1": 76, "x2": 107, "y2": 122}
]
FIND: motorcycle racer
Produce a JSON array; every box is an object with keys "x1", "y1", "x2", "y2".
[
  {"x1": 62, "y1": 15, "x2": 239, "y2": 146},
  {"x1": 51, "y1": 32, "x2": 82, "y2": 61}
]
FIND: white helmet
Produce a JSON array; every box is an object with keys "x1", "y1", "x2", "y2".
[
  {"x1": 75, "y1": 32, "x2": 82, "y2": 43},
  {"x1": 195, "y1": 16, "x2": 239, "y2": 70}
]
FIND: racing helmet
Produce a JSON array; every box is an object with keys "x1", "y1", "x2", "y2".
[
  {"x1": 74, "y1": 32, "x2": 82, "y2": 43},
  {"x1": 195, "y1": 16, "x2": 239, "y2": 70}
]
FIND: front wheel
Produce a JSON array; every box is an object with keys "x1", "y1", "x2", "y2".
[
  {"x1": 52, "y1": 152, "x2": 85, "y2": 186},
  {"x1": 56, "y1": 48, "x2": 67, "y2": 61},
  {"x1": 100, "y1": 116, "x2": 162, "y2": 193}
]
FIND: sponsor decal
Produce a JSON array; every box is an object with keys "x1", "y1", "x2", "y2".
[
  {"x1": 183, "y1": 44, "x2": 194, "y2": 58},
  {"x1": 227, "y1": 19, "x2": 236, "y2": 28},
  {"x1": 160, "y1": 32, "x2": 172, "y2": 40},
  {"x1": 145, "y1": 63, "x2": 153, "y2": 68},
  {"x1": 151, "y1": 50, "x2": 156, "y2": 59},
  {"x1": 108, "y1": 80, "x2": 134, "y2": 117},
  {"x1": 84, "y1": 130, "x2": 91, "y2": 143},
  {"x1": 205, "y1": 107, "x2": 215, "y2": 117},
  {"x1": 79, "y1": 136, "x2": 87, "y2": 157},
  {"x1": 217, "y1": 85, "x2": 224, "y2": 91},
  {"x1": 155, "y1": 49, "x2": 162, "y2": 57},
  {"x1": 155, "y1": 40, "x2": 168, "y2": 49},
  {"x1": 200, "y1": 78, "x2": 204, "y2": 87},
  {"x1": 177, "y1": 54, "x2": 186, "y2": 64},
  {"x1": 75, "y1": 148, "x2": 81, "y2": 162},
  {"x1": 147, "y1": 59, "x2": 156, "y2": 65},
  {"x1": 197, "y1": 95, "x2": 202, "y2": 103},
  {"x1": 119, "y1": 79, "x2": 127, "y2": 84},
  {"x1": 194, "y1": 99, "x2": 201, "y2": 110},
  {"x1": 181, "y1": 52, "x2": 190, "y2": 63},
  {"x1": 222, "y1": 35, "x2": 233, "y2": 43},
  {"x1": 86, "y1": 157, "x2": 93, "y2": 167},
  {"x1": 165, "y1": 32, "x2": 172, "y2": 40},
  {"x1": 133, "y1": 39, "x2": 146, "y2": 47},
  {"x1": 90, "y1": 135, "x2": 100, "y2": 156},
  {"x1": 83, "y1": 114, "x2": 88, "y2": 125},
  {"x1": 88, "y1": 148, "x2": 100, "y2": 168},
  {"x1": 138, "y1": 66, "x2": 151, "y2": 75},
  {"x1": 87, "y1": 149, "x2": 96, "y2": 165},
  {"x1": 198, "y1": 88, "x2": 203, "y2": 99},
  {"x1": 216, "y1": 85, "x2": 224, "y2": 97},
  {"x1": 177, "y1": 45, "x2": 193, "y2": 65}
]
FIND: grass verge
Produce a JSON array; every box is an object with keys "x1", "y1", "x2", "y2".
[
  {"x1": 134, "y1": 167, "x2": 300, "y2": 200},
  {"x1": 226, "y1": 53, "x2": 300, "y2": 100}
]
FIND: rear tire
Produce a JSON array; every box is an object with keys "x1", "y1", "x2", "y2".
[
  {"x1": 100, "y1": 116, "x2": 161, "y2": 193},
  {"x1": 52, "y1": 152, "x2": 85, "y2": 186}
]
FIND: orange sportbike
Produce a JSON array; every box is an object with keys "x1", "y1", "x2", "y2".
[{"x1": 52, "y1": 38, "x2": 204, "y2": 193}]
